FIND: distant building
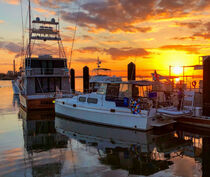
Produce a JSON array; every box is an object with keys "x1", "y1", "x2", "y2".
[{"x1": 7, "y1": 71, "x2": 13, "y2": 76}]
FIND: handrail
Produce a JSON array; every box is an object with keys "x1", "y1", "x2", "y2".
[{"x1": 25, "y1": 68, "x2": 69, "y2": 76}]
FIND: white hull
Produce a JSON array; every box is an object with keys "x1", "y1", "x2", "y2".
[
  {"x1": 157, "y1": 107, "x2": 192, "y2": 119},
  {"x1": 55, "y1": 101, "x2": 155, "y2": 131}
]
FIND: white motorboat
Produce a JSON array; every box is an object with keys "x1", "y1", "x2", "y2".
[
  {"x1": 55, "y1": 80, "x2": 175, "y2": 131},
  {"x1": 157, "y1": 91, "x2": 198, "y2": 119}
]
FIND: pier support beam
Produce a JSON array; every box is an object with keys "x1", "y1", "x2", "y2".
[
  {"x1": 203, "y1": 56, "x2": 210, "y2": 116},
  {"x1": 202, "y1": 137, "x2": 210, "y2": 177},
  {"x1": 70, "y1": 69, "x2": 75, "y2": 93},
  {"x1": 83, "y1": 66, "x2": 89, "y2": 93}
]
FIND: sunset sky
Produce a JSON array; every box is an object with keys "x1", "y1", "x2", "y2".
[{"x1": 0, "y1": 0, "x2": 209, "y2": 76}]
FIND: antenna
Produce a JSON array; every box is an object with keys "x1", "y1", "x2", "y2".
[
  {"x1": 97, "y1": 57, "x2": 101, "y2": 68},
  {"x1": 28, "y1": 0, "x2": 31, "y2": 58},
  {"x1": 20, "y1": 0, "x2": 25, "y2": 69},
  {"x1": 69, "y1": 0, "x2": 81, "y2": 69}
]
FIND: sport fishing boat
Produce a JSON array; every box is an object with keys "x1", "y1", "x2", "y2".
[
  {"x1": 55, "y1": 80, "x2": 175, "y2": 131},
  {"x1": 19, "y1": 1, "x2": 71, "y2": 110}
]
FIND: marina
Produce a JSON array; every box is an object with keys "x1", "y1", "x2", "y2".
[
  {"x1": 1, "y1": 0, "x2": 210, "y2": 176},
  {"x1": 0, "y1": 80, "x2": 210, "y2": 176}
]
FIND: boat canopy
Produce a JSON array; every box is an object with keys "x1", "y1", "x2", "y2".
[
  {"x1": 96, "y1": 80, "x2": 154, "y2": 86},
  {"x1": 92, "y1": 68, "x2": 111, "y2": 71}
]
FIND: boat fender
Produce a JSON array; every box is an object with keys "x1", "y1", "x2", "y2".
[
  {"x1": 130, "y1": 99, "x2": 141, "y2": 114},
  {"x1": 192, "y1": 81, "x2": 196, "y2": 88},
  {"x1": 73, "y1": 104, "x2": 77, "y2": 107},
  {"x1": 110, "y1": 109, "x2": 115, "y2": 112}
]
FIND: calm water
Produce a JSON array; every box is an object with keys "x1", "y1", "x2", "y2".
[{"x1": 0, "y1": 80, "x2": 209, "y2": 177}]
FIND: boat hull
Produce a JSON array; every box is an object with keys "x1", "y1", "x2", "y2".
[
  {"x1": 20, "y1": 94, "x2": 54, "y2": 110},
  {"x1": 55, "y1": 102, "x2": 154, "y2": 131},
  {"x1": 157, "y1": 108, "x2": 192, "y2": 119}
]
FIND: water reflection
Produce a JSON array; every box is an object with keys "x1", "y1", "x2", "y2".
[
  {"x1": 55, "y1": 117, "x2": 204, "y2": 176},
  {"x1": 19, "y1": 108, "x2": 68, "y2": 177}
]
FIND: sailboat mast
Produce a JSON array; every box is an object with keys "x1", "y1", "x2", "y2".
[{"x1": 28, "y1": 0, "x2": 31, "y2": 58}]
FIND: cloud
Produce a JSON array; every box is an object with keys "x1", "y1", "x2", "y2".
[
  {"x1": 59, "y1": 0, "x2": 210, "y2": 33},
  {"x1": 74, "y1": 57, "x2": 99, "y2": 64},
  {"x1": 33, "y1": 0, "x2": 74, "y2": 9},
  {"x1": 2, "y1": 0, "x2": 19, "y2": 5},
  {"x1": 172, "y1": 21, "x2": 210, "y2": 40},
  {"x1": 33, "y1": 7, "x2": 56, "y2": 16},
  {"x1": 82, "y1": 35, "x2": 93, "y2": 40},
  {"x1": 175, "y1": 21, "x2": 203, "y2": 29},
  {"x1": 77, "y1": 46, "x2": 150, "y2": 60},
  {"x1": 0, "y1": 41, "x2": 21, "y2": 53},
  {"x1": 104, "y1": 47, "x2": 150, "y2": 60},
  {"x1": 76, "y1": 47, "x2": 101, "y2": 53},
  {"x1": 0, "y1": 20, "x2": 4, "y2": 24},
  {"x1": 192, "y1": 22, "x2": 210, "y2": 39},
  {"x1": 64, "y1": 26, "x2": 75, "y2": 31},
  {"x1": 60, "y1": 0, "x2": 154, "y2": 33},
  {"x1": 172, "y1": 36, "x2": 196, "y2": 40},
  {"x1": 159, "y1": 45, "x2": 201, "y2": 54}
]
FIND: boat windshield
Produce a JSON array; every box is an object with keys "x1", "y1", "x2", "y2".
[
  {"x1": 97, "y1": 84, "x2": 107, "y2": 95},
  {"x1": 97, "y1": 82, "x2": 152, "y2": 99}
]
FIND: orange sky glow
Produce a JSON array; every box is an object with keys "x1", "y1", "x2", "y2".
[{"x1": 0, "y1": 0, "x2": 209, "y2": 76}]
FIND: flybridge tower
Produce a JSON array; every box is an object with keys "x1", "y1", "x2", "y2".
[
  {"x1": 26, "y1": 0, "x2": 66, "y2": 69},
  {"x1": 27, "y1": 17, "x2": 66, "y2": 57}
]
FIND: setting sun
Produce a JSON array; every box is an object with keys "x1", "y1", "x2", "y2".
[{"x1": 172, "y1": 66, "x2": 183, "y2": 75}]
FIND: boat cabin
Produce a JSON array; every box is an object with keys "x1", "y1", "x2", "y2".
[
  {"x1": 96, "y1": 80, "x2": 155, "y2": 109},
  {"x1": 22, "y1": 55, "x2": 69, "y2": 95}
]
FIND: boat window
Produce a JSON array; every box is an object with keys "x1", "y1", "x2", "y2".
[
  {"x1": 35, "y1": 78, "x2": 42, "y2": 93},
  {"x1": 41, "y1": 60, "x2": 47, "y2": 68},
  {"x1": 97, "y1": 84, "x2": 107, "y2": 95},
  {"x1": 87, "y1": 98, "x2": 98, "y2": 104},
  {"x1": 55, "y1": 77, "x2": 61, "y2": 91},
  {"x1": 79, "y1": 97, "x2": 86, "y2": 102},
  {"x1": 49, "y1": 78, "x2": 55, "y2": 92},
  {"x1": 31, "y1": 60, "x2": 41, "y2": 68},
  {"x1": 134, "y1": 85, "x2": 152, "y2": 98},
  {"x1": 54, "y1": 60, "x2": 65, "y2": 68},
  {"x1": 105, "y1": 83, "x2": 120, "y2": 101},
  {"x1": 119, "y1": 84, "x2": 131, "y2": 98},
  {"x1": 42, "y1": 78, "x2": 48, "y2": 92}
]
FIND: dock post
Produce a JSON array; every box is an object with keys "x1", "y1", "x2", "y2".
[
  {"x1": 127, "y1": 62, "x2": 136, "y2": 81},
  {"x1": 83, "y1": 66, "x2": 89, "y2": 93},
  {"x1": 128, "y1": 62, "x2": 136, "y2": 97},
  {"x1": 202, "y1": 137, "x2": 210, "y2": 177},
  {"x1": 203, "y1": 56, "x2": 210, "y2": 116},
  {"x1": 70, "y1": 69, "x2": 75, "y2": 93}
]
